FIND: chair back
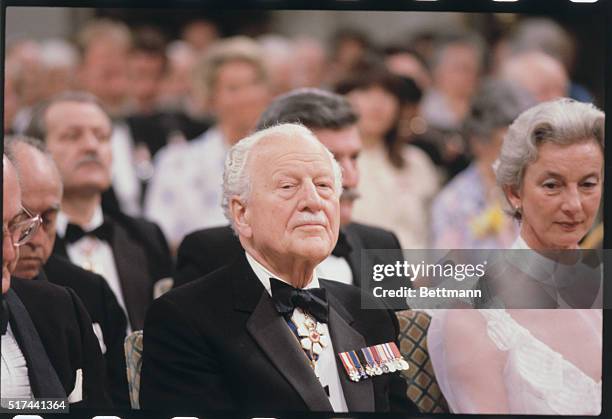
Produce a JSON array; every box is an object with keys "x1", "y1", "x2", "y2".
[
  {"x1": 124, "y1": 330, "x2": 144, "y2": 409},
  {"x1": 396, "y1": 310, "x2": 449, "y2": 413}
]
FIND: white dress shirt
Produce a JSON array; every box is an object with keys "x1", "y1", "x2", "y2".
[
  {"x1": 56, "y1": 207, "x2": 131, "y2": 332},
  {"x1": 245, "y1": 252, "x2": 349, "y2": 412},
  {"x1": 1, "y1": 324, "x2": 33, "y2": 400},
  {"x1": 111, "y1": 121, "x2": 142, "y2": 216},
  {"x1": 316, "y1": 255, "x2": 353, "y2": 286}
]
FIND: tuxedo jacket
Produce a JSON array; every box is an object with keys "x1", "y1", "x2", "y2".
[
  {"x1": 174, "y1": 223, "x2": 402, "y2": 288},
  {"x1": 140, "y1": 254, "x2": 417, "y2": 413},
  {"x1": 39, "y1": 254, "x2": 130, "y2": 407},
  {"x1": 53, "y1": 210, "x2": 173, "y2": 330},
  {"x1": 7, "y1": 278, "x2": 111, "y2": 407}
]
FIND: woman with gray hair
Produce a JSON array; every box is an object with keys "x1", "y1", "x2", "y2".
[
  {"x1": 430, "y1": 79, "x2": 535, "y2": 248},
  {"x1": 428, "y1": 98, "x2": 604, "y2": 414}
]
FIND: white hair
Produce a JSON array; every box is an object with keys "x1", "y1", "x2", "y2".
[
  {"x1": 222, "y1": 123, "x2": 343, "y2": 233},
  {"x1": 495, "y1": 98, "x2": 604, "y2": 219}
]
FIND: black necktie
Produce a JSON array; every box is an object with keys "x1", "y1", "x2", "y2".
[
  {"x1": 64, "y1": 221, "x2": 113, "y2": 244},
  {"x1": 331, "y1": 230, "x2": 352, "y2": 259},
  {"x1": 270, "y1": 278, "x2": 329, "y2": 323}
]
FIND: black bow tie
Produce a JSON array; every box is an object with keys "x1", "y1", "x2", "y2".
[
  {"x1": 270, "y1": 277, "x2": 329, "y2": 323},
  {"x1": 331, "y1": 230, "x2": 352, "y2": 259},
  {"x1": 64, "y1": 221, "x2": 113, "y2": 244}
]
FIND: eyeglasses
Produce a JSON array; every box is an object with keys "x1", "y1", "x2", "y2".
[{"x1": 2, "y1": 206, "x2": 42, "y2": 248}]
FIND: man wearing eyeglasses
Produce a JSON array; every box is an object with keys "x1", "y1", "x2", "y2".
[
  {"x1": 5, "y1": 135, "x2": 130, "y2": 407},
  {"x1": 2, "y1": 154, "x2": 110, "y2": 407}
]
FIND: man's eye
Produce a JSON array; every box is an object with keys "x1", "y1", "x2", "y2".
[{"x1": 542, "y1": 182, "x2": 559, "y2": 189}]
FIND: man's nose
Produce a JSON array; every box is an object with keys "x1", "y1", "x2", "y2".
[
  {"x1": 81, "y1": 130, "x2": 101, "y2": 150},
  {"x1": 298, "y1": 182, "x2": 324, "y2": 212},
  {"x1": 27, "y1": 224, "x2": 46, "y2": 248},
  {"x1": 341, "y1": 159, "x2": 359, "y2": 189}
]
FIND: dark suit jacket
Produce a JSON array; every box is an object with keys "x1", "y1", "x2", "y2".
[
  {"x1": 174, "y1": 223, "x2": 402, "y2": 288},
  {"x1": 53, "y1": 210, "x2": 173, "y2": 330},
  {"x1": 140, "y1": 254, "x2": 417, "y2": 413},
  {"x1": 39, "y1": 254, "x2": 130, "y2": 407},
  {"x1": 126, "y1": 110, "x2": 212, "y2": 158},
  {"x1": 8, "y1": 278, "x2": 111, "y2": 407}
]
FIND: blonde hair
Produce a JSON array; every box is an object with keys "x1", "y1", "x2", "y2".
[{"x1": 192, "y1": 36, "x2": 267, "y2": 102}]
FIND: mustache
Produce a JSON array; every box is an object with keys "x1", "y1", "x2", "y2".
[
  {"x1": 294, "y1": 212, "x2": 328, "y2": 226},
  {"x1": 340, "y1": 187, "x2": 361, "y2": 202},
  {"x1": 74, "y1": 154, "x2": 105, "y2": 168}
]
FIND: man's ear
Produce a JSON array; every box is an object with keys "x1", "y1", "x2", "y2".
[
  {"x1": 229, "y1": 196, "x2": 252, "y2": 238},
  {"x1": 503, "y1": 184, "x2": 522, "y2": 212}
]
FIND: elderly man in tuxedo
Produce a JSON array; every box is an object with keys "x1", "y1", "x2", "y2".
[
  {"x1": 2, "y1": 154, "x2": 109, "y2": 407},
  {"x1": 140, "y1": 124, "x2": 416, "y2": 413},
  {"x1": 174, "y1": 88, "x2": 402, "y2": 288},
  {"x1": 5, "y1": 135, "x2": 130, "y2": 407}
]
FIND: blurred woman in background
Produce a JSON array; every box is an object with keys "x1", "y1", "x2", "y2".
[
  {"x1": 430, "y1": 79, "x2": 534, "y2": 249},
  {"x1": 335, "y1": 65, "x2": 440, "y2": 248}
]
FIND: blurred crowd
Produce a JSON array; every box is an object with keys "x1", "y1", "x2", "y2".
[
  {"x1": 4, "y1": 15, "x2": 598, "y2": 251},
  {"x1": 2, "y1": 13, "x2": 605, "y2": 412}
]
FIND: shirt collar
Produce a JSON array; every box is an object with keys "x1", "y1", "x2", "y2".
[
  {"x1": 56, "y1": 206, "x2": 104, "y2": 238},
  {"x1": 508, "y1": 234, "x2": 557, "y2": 284},
  {"x1": 245, "y1": 251, "x2": 320, "y2": 296}
]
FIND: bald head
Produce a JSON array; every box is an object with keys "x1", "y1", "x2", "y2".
[
  {"x1": 500, "y1": 51, "x2": 568, "y2": 103},
  {"x1": 10, "y1": 141, "x2": 63, "y2": 279}
]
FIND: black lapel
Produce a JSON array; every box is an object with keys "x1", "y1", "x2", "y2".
[
  {"x1": 5, "y1": 289, "x2": 66, "y2": 398},
  {"x1": 52, "y1": 234, "x2": 69, "y2": 259},
  {"x1": 324, "y1": 290, "x2": 375, "y2": 412},
  {"x1": 236, "y1": 255, "x2": 332, "y2": 411},
  {"x1": 342, "y1": 227, "x2": 363, "y2": 287},
  {"x1": 108, "y1": 220, "x2": 152, "y2": 330}
]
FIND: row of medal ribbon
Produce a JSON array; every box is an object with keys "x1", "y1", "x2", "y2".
[{"x1": 338, "y1": 342, "x2": 410, "y2": 382}]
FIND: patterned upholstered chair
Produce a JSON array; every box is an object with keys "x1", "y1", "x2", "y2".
[
  {"x1": 396, "y1": 310, "x2": 449, "y2": 413},
  {"x1": 124, "y1": 330, "x2": 144, "y2": 409}
]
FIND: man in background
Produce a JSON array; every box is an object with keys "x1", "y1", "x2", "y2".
[
  {"x1": 2, "y1": 154, "x2": 109, "y2": 407},
  {"x1": 26, "y1": 91, "x2": 173, "y2": 332},
  {"x1": 5, "y1": 135, "x2": 130, "y2": 407}
]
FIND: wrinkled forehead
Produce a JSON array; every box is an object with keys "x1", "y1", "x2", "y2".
[
  {"x1": 46, "y1": 101, "x2": 112, "y2": 130},
  {"x1": 250, "y1": 133, "x2": 332, "y2": 174}
]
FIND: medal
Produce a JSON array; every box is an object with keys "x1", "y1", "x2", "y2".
[
  {"x1": 369, "y1": 345, "x2": 384, "y2": 375},
  {"x1": 389, "y1": 342, "x2": 410, "y2": 371},
  {"x1": 348, "y1": 350, "x2": 368, "y2": 379},
  {"x1": 292, "y1": 310, "x2": 329, "y2": 359},
  {"x1": 339, "y1": 352, "x2": 361, "y2": 382},
  {"x1": 381, "y1": 343, "x2": 398, "y2": 372},
  {"x1": 375, "y1": 345, "x2": 394, "y2": 373},
  {"x1": 360, "y1": 347, "x2": 376, "y2": 376}
]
